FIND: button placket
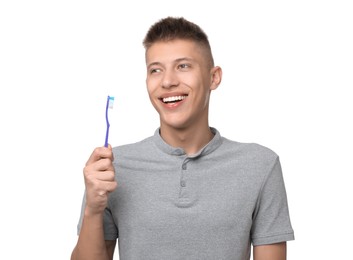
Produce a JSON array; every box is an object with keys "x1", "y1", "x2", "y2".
[
  {"x1": 181, "y1": 158, "x2": 189, "y2": 186},
  {"x1": 179, "y1": 158, "x2": 189, "y2": 198}
]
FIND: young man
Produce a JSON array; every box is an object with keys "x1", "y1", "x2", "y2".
[{"x1": 71, "y1": 17, "x2": 294, "y2": 260}]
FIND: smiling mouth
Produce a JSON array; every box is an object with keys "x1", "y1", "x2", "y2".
[{"x1": 161, "y1": 95, "x2": 188, "y2": 104}]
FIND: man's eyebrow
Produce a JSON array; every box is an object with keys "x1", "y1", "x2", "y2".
[
  {"x1": 147, "y1": 62, "x2": 162, "y2": 69},
  {"x1": 175, "y1": 57, "x2": 194, "y2": 63},
  {"x1": 147, "y1": 57, "x2": 195, "y2": 69}
]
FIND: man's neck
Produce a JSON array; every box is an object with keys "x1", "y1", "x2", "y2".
[{"x1": 159, "y1": 124, "x2": 214, "y2": 155}]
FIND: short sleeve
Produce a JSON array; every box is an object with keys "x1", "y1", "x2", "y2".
[
  {"x1": 103, "y1": 206, "x2": 119, "y2": 240},
  {"x1": 76, "y1": 192, "x2": 86, "y2": 235},
  {"x1": 251, "y1": 157, "x2": 295, "y2": 246}
]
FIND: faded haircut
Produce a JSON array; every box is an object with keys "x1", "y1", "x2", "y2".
[{"x1": 143, "y1": 17, "x2": 214, "y2": 68}]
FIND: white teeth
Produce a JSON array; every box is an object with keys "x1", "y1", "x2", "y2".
[{"x1": 162, "y1": 96, "x2": 186, "y2": 103}]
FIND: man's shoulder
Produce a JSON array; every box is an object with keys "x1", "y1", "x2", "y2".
[
  {"x1": 221, "y1": 137, "x2": 279, "y2": 161},
  {"x1": 217, "y1": 137, "x2": 280, "y2": 178}
]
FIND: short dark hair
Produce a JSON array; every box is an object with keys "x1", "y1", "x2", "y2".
[{"x1": 143, "y1": 17, "x2": 214, "y2": 67}]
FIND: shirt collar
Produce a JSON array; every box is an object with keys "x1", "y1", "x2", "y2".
[{"x1": 153, "y1": 127, "x2": 223, "y2": 157}]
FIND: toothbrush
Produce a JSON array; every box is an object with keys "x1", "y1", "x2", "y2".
[{"x1": 104, "y1": 95, "x2": 114, "y2": 147}]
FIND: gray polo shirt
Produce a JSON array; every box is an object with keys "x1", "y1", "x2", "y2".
[{"x1": 77, "y1": 128, "x2": 294, "y2": 260}]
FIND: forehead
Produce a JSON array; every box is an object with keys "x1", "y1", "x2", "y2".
[{"x1": 145, "y1": 39, "x2": 206, "y2": 64}]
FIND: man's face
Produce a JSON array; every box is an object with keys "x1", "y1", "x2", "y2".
[{"x1": 145, "y1": 39, "x2": 219, "y2": 130}]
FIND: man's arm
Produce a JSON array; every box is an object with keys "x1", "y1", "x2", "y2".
[
  {"x1": 71, "y1": 146, "x2": 118, "y2": 260},
  {"x1": 253, "y1": 242, "x2": 286, "y2": 260},
  {"x1": 71, "y1": 212, "x2": 116, "y2": 260},
  {"x1": 105, "y1": 240, "x2": 117, "y2": 260}
]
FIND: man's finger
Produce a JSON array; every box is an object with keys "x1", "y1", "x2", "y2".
[
  {"x1": 85, "y1": 146, "x2": 113, "y2": 166},
  {"x1": 94, "y1": 171, "x2": 115, "y2": 181},
  {"x1": 96, "y1": 181, "x2": 118, "y2": 194}
]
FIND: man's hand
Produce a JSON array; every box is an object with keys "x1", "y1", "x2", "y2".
[{"x1": 83, "y1": 145, "x2": 117, "y2": 216}]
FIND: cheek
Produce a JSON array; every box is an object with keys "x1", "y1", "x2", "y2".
[
  {"x1": 146, "y1": 81, "x2": 160, "y2": 108},
  {"x1": 196, "y1": 85, "x2": 212, "y2": 109},
  {"x1": 146, "y1": 74, "x2": 161, "y2": 89},
  {"x1": 146, "y1": 78, "x2": 156, "y2": 96}
]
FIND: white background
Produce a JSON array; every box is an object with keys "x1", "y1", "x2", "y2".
[{"x1": 1, "y1": 0, "x2": 352, "y2": 259}]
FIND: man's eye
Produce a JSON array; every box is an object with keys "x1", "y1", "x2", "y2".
[
  {"x1": 150, "y1": 68, "x2": 161, "y2": 74},
  {"x1": 178, "y1": 64, "x2": 190, "y2": 69}
]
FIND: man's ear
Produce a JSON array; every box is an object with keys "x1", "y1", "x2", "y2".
[{"x1": 210, "y1": 66, "x2": 222, "y2": 90}]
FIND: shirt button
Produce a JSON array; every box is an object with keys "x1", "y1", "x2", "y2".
[
  {"x1": 182, "y1": 164, "x2": 187, "y2": 170},
  {"x1": 180, "y1": 180, "x2": 186, "y2": 187}
]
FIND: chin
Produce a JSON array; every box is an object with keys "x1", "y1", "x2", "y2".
[{"x1": 161, "y1": 118, "x2": 189, "y2": 130}]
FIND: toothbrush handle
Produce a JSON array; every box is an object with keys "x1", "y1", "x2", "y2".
[
  {"x1": 104, "y1": 96, "x2": 110, "y2": 147},
  {"x1": 104, "y1": 124, "x2": 110, "y2": 147}
]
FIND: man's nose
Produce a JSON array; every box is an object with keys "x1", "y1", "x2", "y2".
[{"x1": 162, "y1": 70, "x2": 179, "y2": 89}]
